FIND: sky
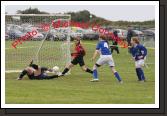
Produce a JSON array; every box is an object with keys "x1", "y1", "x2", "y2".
[{"x1": 5, "y1": 5, "x2": 155, "y2": 21}]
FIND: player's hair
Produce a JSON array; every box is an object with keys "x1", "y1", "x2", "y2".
[
  {"x1": 74, "y1": 36, "x2": 82, "y2": 45},
  {"x1": 132, "y1": 37, "x2": 140, "y2": 44},
  {"x1": 100, "y1": 34, "x2": 107, "y2": 40}
]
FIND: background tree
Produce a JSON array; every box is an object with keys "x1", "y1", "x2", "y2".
[{"x1": 15, "y1": 8, "x2": 155, "y2": 29}]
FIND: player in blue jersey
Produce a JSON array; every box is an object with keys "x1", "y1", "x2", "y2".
[
  {"x1": 91, "y1": 34, "x2": 123, "y2": 83},
  {"x1": 130, "y1": 37, "x2": 147, "y2": 82}
]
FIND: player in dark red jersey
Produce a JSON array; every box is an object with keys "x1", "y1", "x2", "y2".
[{"x1": 60, "y1": 36, "x2": 93, "y2": 76}]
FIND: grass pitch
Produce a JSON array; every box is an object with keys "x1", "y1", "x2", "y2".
[{"x1": 5, "y1": 40, "x2": 155, "y2": 104}]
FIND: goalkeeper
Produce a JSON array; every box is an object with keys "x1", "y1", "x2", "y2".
[
  {"x1": 60, "y1": 36, "x2": 93, "y2": 76},
  {"x1": 17, "y1": 62, "x2": 58, "y2": 80}
]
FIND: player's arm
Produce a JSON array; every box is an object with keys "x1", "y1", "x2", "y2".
[
  {"x1": 141, "y1": 46, "x2": 147, "y2": 57},
  {"x1": 91, "y1": 42, "x2": 100, "y2": 60},
  {"x1": 29, "y1": 60, "x2": 33, "y2": 66},
  {"x1": 70, "y1": 42, "x2": 77, "y2": 56},
  {"x1": 138, "y1": 46, "x2": 147, "y2": 59},
  {"x1": 130, "y1": 47, "x2": 136, "y2": 60},
  {"x1": 40, "y1": 66, "x2": 54, "y2": 72},
  {"x1": 92, "y1": 50, "x2": 99, "y2": 60},
  {"x1": 41, "y1": 67, "x2": 48, "y2": 72}
]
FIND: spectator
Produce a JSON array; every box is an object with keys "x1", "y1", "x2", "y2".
[{"x1": 127, "y1": 26, "x2": 133, "y2": 52}]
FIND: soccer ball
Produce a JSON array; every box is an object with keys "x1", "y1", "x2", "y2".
[{"x1": 52, "y1": 66, "x2": 60, "y2": 73}]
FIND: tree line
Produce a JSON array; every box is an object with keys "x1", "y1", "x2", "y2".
[{"x1": 8, "y1": 7, "x2": 154, "y2": 28}]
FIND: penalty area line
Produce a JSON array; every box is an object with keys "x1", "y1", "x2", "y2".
[{"x1": 5, "y1": 46, "x2": 37, "y2": 50}]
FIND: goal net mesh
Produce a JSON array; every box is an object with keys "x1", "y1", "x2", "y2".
[{"x1": 5, "y1": 14, "x2": 71, "y2": 73}]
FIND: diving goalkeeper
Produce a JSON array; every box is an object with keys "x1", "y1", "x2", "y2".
[{"x1": 17, "y1": 61, "x2": 58, "y2": 80}]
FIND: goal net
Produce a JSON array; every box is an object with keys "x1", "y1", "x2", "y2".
[
  {"x1": 5, "y1": 14, "x2": 71, "y2": 73},
  {"x1": 139, "y1": 35, "x2": 155, "y2": 67}
]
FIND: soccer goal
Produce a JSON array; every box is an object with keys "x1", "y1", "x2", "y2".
[{"x1": 5, "y1": 14, "x2": 71, "y2": 73}]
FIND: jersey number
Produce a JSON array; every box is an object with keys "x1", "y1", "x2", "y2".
[{"x1": 104, "y1": 42, "x2": 109, "y2": 48}]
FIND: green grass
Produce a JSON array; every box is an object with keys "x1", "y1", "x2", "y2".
[{"x1": 5, "y1": 40, "x2": 155, "y2": 104}]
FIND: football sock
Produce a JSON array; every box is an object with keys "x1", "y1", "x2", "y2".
[
  {"x1": 86, "y1": 68, "x2": 93, "y2": 74},
  {"x1": 114, "y1": 72, "x2": 122, "y2": 82},
  {"x1": 136, "y1": 68, "x2": 142, "y2": 80},
  {"x1": 62, "y1": 68, "x2": 69, "y2": 75},
  {"x1": 18, "y1": 70, "x2": 28, "y2": 79},
  {"x1": 93, "y1": 69, "x2": 98, "y2": 79},
  {"x1": 138, "y1": 68, "x2": 145, "y2": 81}
]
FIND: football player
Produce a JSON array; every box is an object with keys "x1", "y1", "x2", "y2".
[
  {"x1": 17, "y1": 62, "x2": 58, "y2": 80},
  {"x1": 91, "y1": 34, "x2": 122, "y2": 83},
  {"x1": 60, "y1": 36, "x2": 93, "y2": 76},
  {"x1": 130, "y1": 37, "x2": 147, "y2": 82},
  {"x1": 110, "y1": 30, "x2": 120, "y2": 54}
]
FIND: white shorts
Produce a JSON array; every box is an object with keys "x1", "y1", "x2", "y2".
[
  {"x1": 96, "y1": 55, "x2": 115, "y2": 67},
  {"x1": 135, "y1": 59, "x2": 145, "y2": 68}
]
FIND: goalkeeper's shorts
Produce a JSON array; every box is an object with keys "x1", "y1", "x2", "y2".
[{"x1": 28, "y1": 73, "x2": 48, "y2": 80}]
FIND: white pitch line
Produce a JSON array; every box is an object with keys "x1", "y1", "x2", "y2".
[
  {"x1": 5, "y1": 46, "x2": 37, "y2": 49},
  {"x1": 146, "y1": 47, "x2": 155, "y2": 50}
]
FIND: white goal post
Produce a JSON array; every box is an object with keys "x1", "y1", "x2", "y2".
[{"x1": 5, "y1": 14, "x2": 71, "y2": 73}]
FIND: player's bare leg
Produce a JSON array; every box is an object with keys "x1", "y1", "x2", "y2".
[
  {"x1": 81, "y1": 65, "x2": 93, "y2": 74},
  {"x1": 60, "y1": 63, "x2": 74, "y2": 76}
]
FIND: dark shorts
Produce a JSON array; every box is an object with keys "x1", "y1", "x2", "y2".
[
  {"x1": 71, "y1": 55, "x2": 85, "y2": 67},
  {"x1": 28, "y1": 73, "x2": 47, "y2": 80}
]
